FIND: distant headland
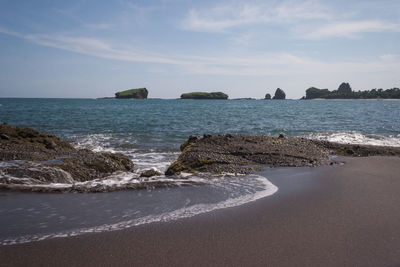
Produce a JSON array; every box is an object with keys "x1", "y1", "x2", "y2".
[
  {"x1": 180, "y1": 92, "x2": 228, "y2": 99},
  {"x1": 302, "y1": 82, "x2": 400, "y2": 100}
]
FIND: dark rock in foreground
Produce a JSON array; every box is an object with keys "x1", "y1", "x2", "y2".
[
  {"x1": 166, "y1": 134, "x2": 400, "y2": 175},
  {"x1": 312, "y1": 140, "x2": 400, "y2": 157},
  {"x1": 166, "y1": 134, "x2": 330, "y2": 175},
  {"x1": 140, "y1": 169, "x2": 163, "y2": 177},
  {"x1": 0, "y1": 124, "x2": 134, "y2": 185}
]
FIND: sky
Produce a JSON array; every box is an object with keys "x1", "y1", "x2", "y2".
[{"x1": 0, "y1": 0, "x2": 399, "y2": 99}]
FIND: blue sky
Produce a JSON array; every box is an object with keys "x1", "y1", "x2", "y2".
[{"x1": 0, "y1": 0, "x2": 399, "y2": 98}]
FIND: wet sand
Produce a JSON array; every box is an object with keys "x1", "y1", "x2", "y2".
[{"x1": 2, "y1": 156, "x2": 400, "y2": 267}]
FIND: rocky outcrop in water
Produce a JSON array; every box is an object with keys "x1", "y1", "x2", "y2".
[
  {"x1": 0, "y1": 124, "x2": 134, "y2": 188},
  {"x1": 140, "y1": 169, "x2": 163, "y2": 177},
  {"x1": 166, "y1": 134, "x2": 400, "y2": 175},
  {"x1": 273, "y1": 88, "x2": 286, "y2": 100},
  {"x1": 180, "y1": 92, "x2": 228, "y2": 99},
  {"x1": 115, "y1": 88, "x2": 148, "y2": 99}
]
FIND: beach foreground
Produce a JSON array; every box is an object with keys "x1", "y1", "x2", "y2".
[{"x1": 2, "y1": 156, "x2": 400, "y2": 267}]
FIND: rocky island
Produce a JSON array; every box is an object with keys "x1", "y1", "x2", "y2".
[
  {"x1": 115, "y1": 88, "x2": 148, "y2": 99},
  {"x1": 180, "y1": 92, "x2": 228, "y2": 99},
  {"x1": 264, "y1": 88, "x2": 286, "y2": 100},
  {"x1": 272, "y1": 88, "x2": 286, "y2": 99}
]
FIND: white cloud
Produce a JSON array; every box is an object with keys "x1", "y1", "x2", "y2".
[
  {"x1": 181, "y1": 0, "x2": 331, "y2": 32},
  {"x1": 182, "y1": 1, "x2": 400, "y2": 41},
  {"x1": 301, "y1": 20, "x2": 400, "y2": 39},
  {"x1": 0, "y1": 26, "x2": 399, "y2": 90},
  {"x1": 17, "y1": 32, "x2": 185, "y2": 65},
  {"x1": 379, "y1": 54, "x2": 399, "y2": 62}
]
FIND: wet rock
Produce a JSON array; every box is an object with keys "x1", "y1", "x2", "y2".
[
  {"x1": 180, "y1": 135, "x2": 201, "y2": 151},
  {"x1": 44, "y1": 140, "x2": 57, "y2": 150},
  {"x1": 140, "y1": 169, "x2": 163, "y2": 177},
  {"x1": 188, "y1": 135, "x2": 200, "y2": 142},
  {"x1": 0, "y1": 134, "x2": 10, "y2": 140},
  {"x1": 278, "y1": 133, "x2": 285, "y2": 139},
  {"x1": 166, "y1": 134, "x2": 400, "y2": 176},
  {"x1": 2, "y1": 162, "x2": 75, "y2": 184},
  {"x1": 166, "y1": 135, "x2": 331, "y2": 175},
  {"x1": 203, "y1": 133, "x2": 212, "y2": 139},
  {"x1": 0, "y1": 124, "x2": 135, "y2": 186},
  {"x1": 312, "y1": 140, "x2": 400, "y2": 157}
]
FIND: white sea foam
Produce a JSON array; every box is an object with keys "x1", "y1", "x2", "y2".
[
  {"x1": 72, "y1": 133, "x2": 117, "y2": 153},
  {"x1": 71, "y1": 134, "x2": 179, "y2": 172},
  {"x1": 0, "y1": 174, "x2": 278, "y2": 245},
  {"x1": 0, "y1": 168, "x2": 206, "y2": 192},
  {"x1": 306, "y1": 131, "x2": 400, "y2": 147}
]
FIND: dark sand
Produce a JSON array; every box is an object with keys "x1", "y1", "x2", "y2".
[{"x1": 2, "y1": 156, "x2": 400, "y2": 267}]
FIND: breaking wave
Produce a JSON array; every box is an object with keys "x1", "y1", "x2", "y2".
[
  {"x1": 306, "y1": 131, "x2": 400, "y2": 147},
  {"x1": 0, "y1": 174, "x2": 277, "y2": 245},
  {"x1": 71, "y1": 133, "x2": 179, "y2": 172}
]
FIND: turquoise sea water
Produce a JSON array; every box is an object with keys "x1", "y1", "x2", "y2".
[
  {"x1": 0, "y1": 98, "x2": 399, "y2": 245},
  {"x1": 1, "y1": 98, "x2": 399, "y2": 151}
]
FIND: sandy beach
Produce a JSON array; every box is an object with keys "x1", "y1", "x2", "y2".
[{"x1": 1, "y1": 156, "x2": 400, "y2": 267}]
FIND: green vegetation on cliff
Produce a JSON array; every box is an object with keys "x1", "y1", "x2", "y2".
[
  {"x1": 304, "y1": 83, "x2": 400, "y2": 99},
  {"x1": 180, "y1": 92, "x2": 228, "y2": 99},
  {"x1": 115, "y1": 88, "x2": 148, "y2": 99}
]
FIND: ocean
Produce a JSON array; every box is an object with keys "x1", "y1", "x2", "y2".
[{"x1": 0, "y1": 98, "x2": 399, "y2": 245}]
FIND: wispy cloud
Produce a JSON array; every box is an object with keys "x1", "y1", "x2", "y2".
[
  {"x1": 300, "y1": 20, "x2": 400, "y2": 39},
  {"x1": 182, "y1": 0, "x2": 400, "y2": 41},
  {"x1": 0, "y1": 26, "x2": 399, "y2": 80},
  {"x1": 181, "y1": 0, "x2": 330, "y2": 32},
  {"x1": 2, "y1": 29, "x2": 184, "y2": 65}
]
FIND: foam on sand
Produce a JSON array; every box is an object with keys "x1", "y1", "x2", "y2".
[{"x1": 0, "y1": 174, "x2": 277, "y2": 245}]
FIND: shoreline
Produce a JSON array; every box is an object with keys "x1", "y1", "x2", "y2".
[
  {"x1": 2, "y1": 156, "x2": 400, "y2": 266},
  {"x1": 307, "y1": 98, "x2": 400, "y2": 101}
]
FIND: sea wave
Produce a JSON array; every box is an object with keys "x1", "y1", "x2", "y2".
[
  {"x1": 71, "y1": 133, "x2": 179, "y2": 172},
  {"x1": 0, "y1": 174, "x2": 278, "y2": 245},
  {"x1": 306, "y1": 131, "x2": 400, "y2": 147},
  {"x1": 71, "y1": 133, "x2": 125, "y2": 153},
  {"x1": 0, "y1": 161, "x2": 201, "y2": 193}
]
